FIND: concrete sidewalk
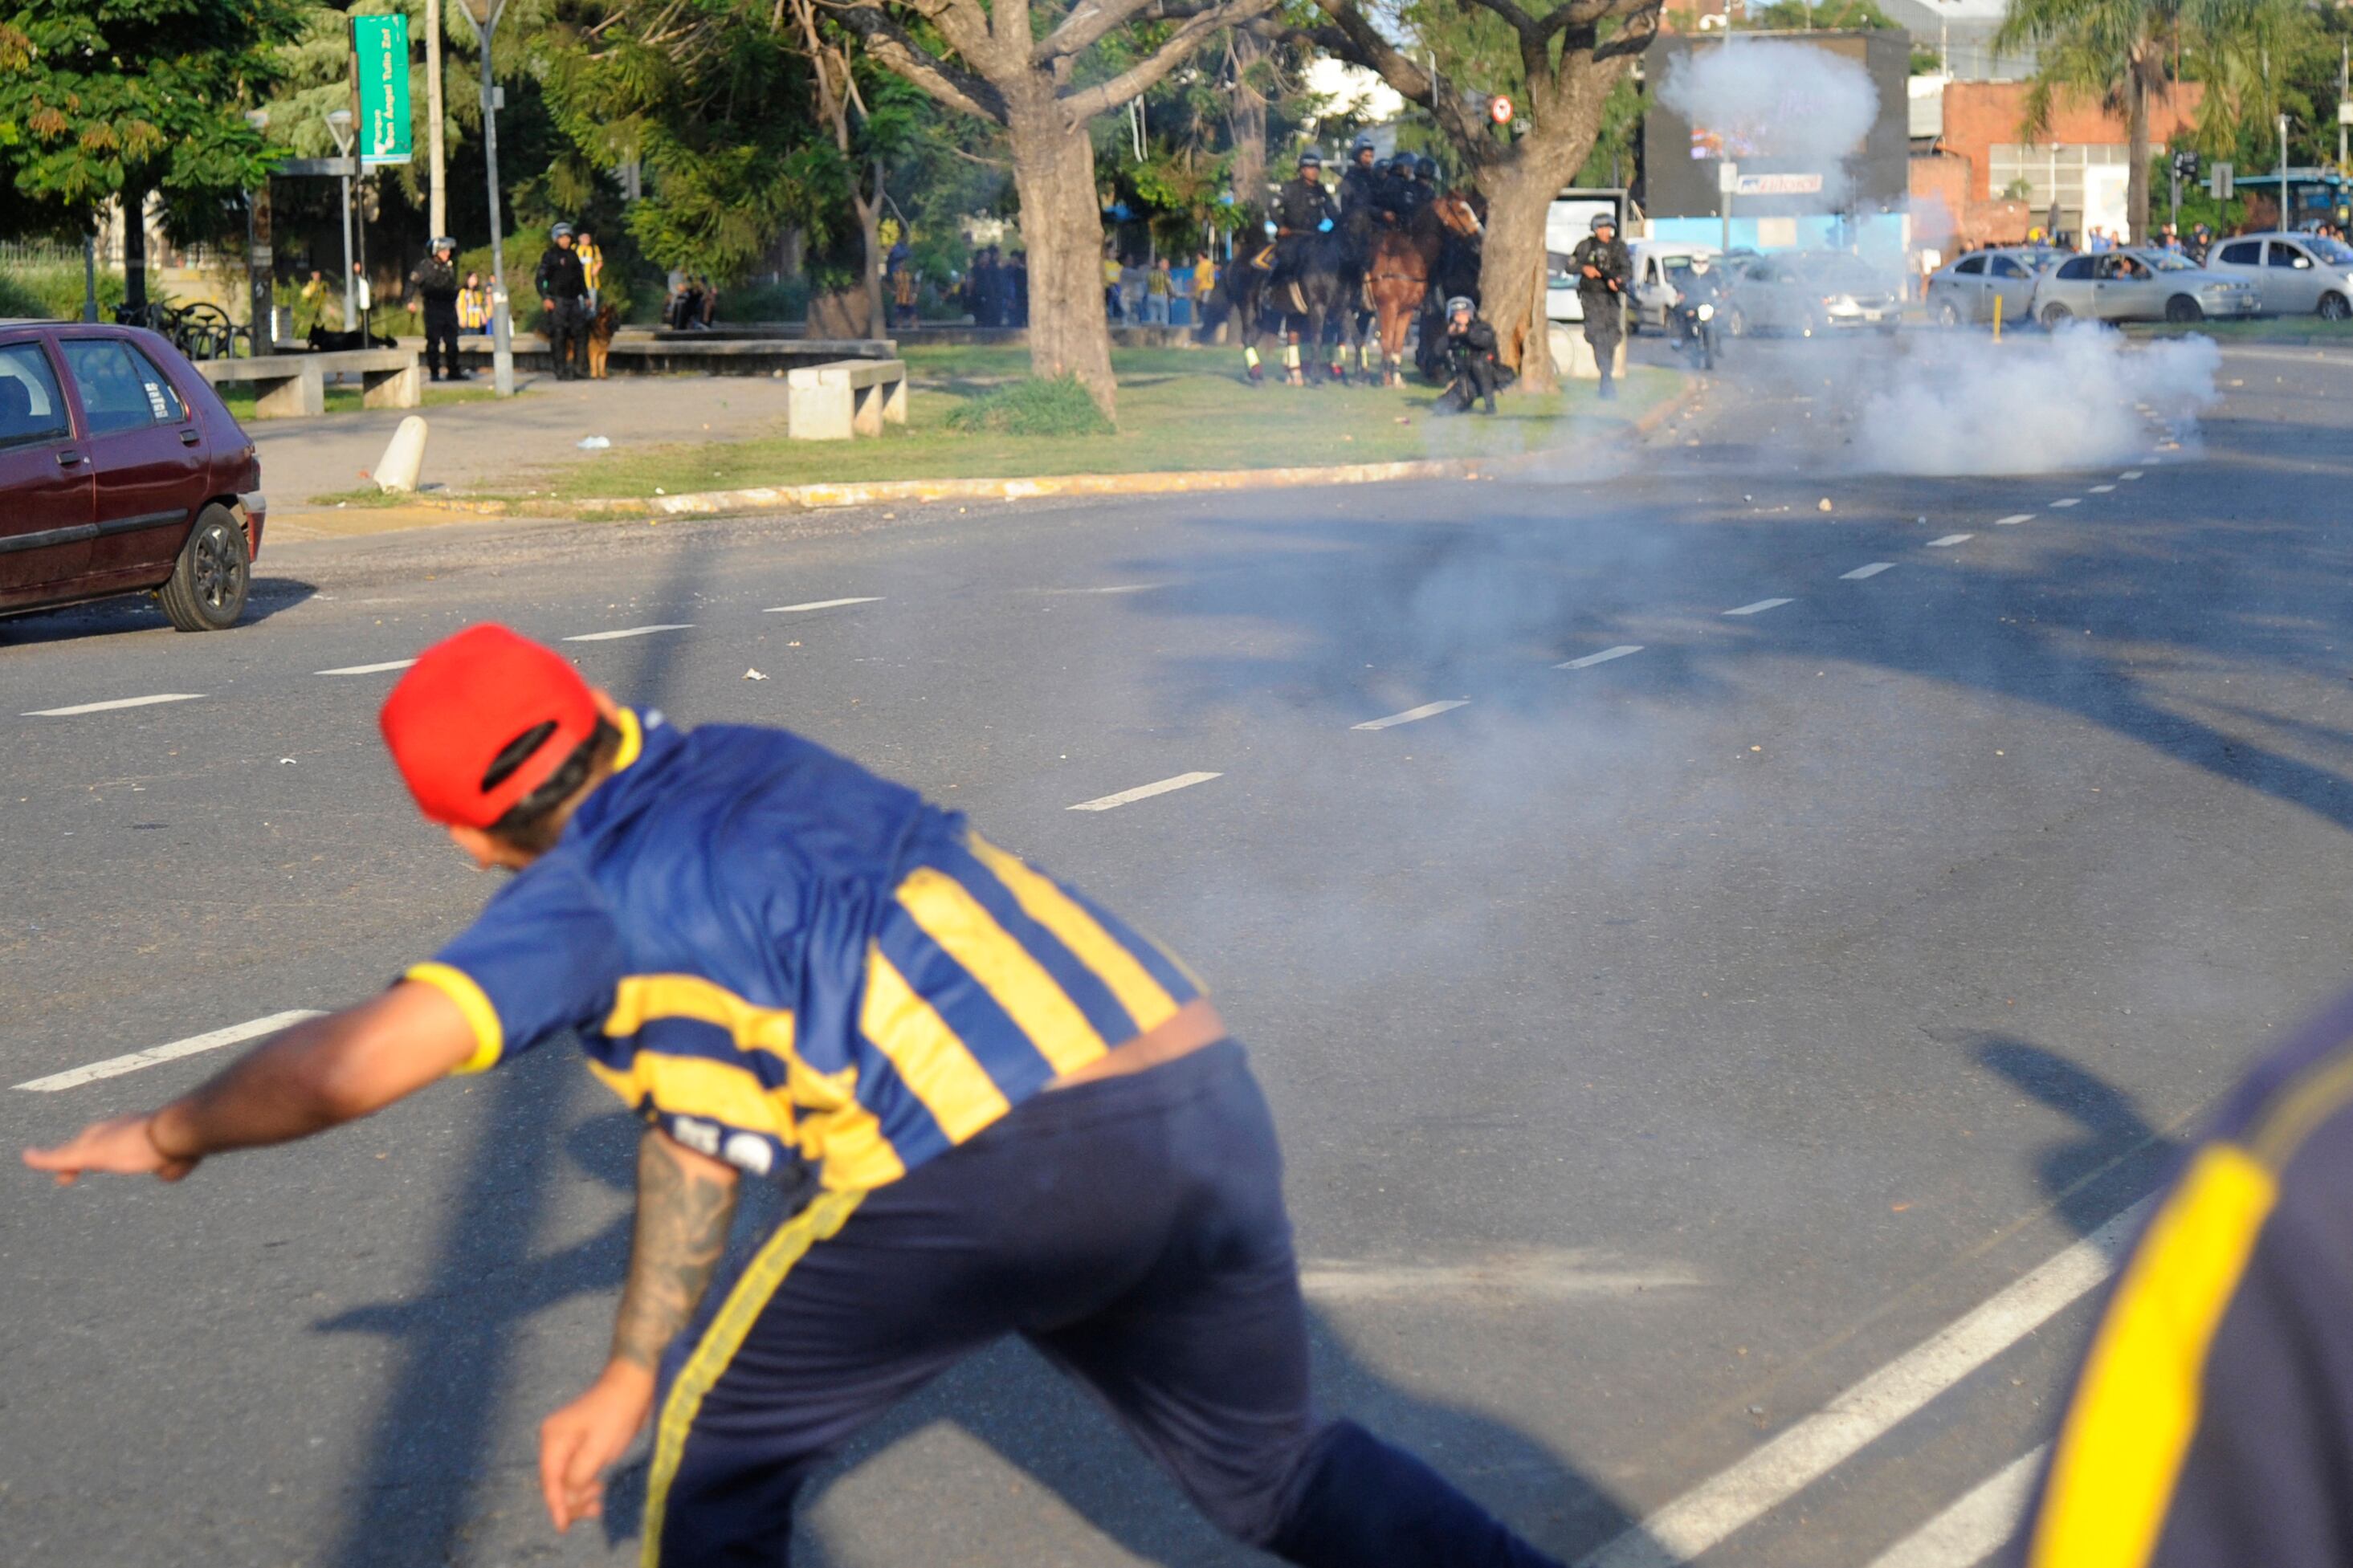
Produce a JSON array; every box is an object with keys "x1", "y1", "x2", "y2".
[{"x1": 253, "y1": 372, "x2": 794, "y2": 519}]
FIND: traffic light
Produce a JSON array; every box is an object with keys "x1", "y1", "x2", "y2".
[{"x1": 2170, "y1": 149, "x2": 2200, "y2": 185}]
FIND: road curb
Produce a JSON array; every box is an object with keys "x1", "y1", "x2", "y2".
[{"x1": 291, "y1": 372, "x2": 1698, "y2": 535}]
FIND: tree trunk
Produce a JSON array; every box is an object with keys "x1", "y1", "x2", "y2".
[
  {"x1": 1008, "y1": 94, "x2": 1118, "y2": 421},
  {"x1": 859, "y1": 174, "x2": 887, "y2": 340},
  {"x1": 1478, "y1": 155, "x2": 1577, "y2": 394},
  {"x1": 809, "y1": 285, "x2": 872, "y2": 337},
  {"x1": 1228, "y1": 31, "x2": 1267, "y2": 216},
  {"x1": 2125, "y1": 58, "x2": 2151, "y2": 246},
  {"x1": 122, "y1": 180, "x2": 149, "y2": 311}
]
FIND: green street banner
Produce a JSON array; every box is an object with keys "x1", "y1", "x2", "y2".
[{"x1": 353, "y1": 15, "x2": 412, "y2": 166}]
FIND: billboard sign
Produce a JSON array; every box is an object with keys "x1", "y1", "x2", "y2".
[
  {"x1": 1734, "y1": 172, "x2": 1825, "y2": 197},
  {"x1": 353, "y1": 15, "x2": 412, "y2": 167}
]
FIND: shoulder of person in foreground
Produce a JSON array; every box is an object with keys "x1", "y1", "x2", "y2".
[{"x1": 2013, "y1": 985, "x2": 2353, "y2": 1568}]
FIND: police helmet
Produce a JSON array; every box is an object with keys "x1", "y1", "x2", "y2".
[
  {"x1": 431, "y1": 235, "x2": 457, "y2": 253},
  {"x1": 1414, "y1": 155, "x2": 1438, "y2": 181},
  {"x1": 1689, "y1": 254, "x2": 1711, "y2": 273},
  {"x1": 1372, "y1": 157, "x2": 1392, "y2": 176},
  {"x1": 1297, "y1": 149, "x2": 1323, "y2": 169},
  {"x1": 551, "y1": 221, "x2": 576, "y2": 240},
  {"x1": 1351, "y1": 134, "x2": 1376, "y2": 157},
  {"x1": 1446, "y1": 295, "x2": 1475, "y2": 317},
  {"x1": 1590, "y1": 211, "x2": 1616, "y2": 233}
]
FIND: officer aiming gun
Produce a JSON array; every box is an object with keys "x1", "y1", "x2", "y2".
[{"x1": 1436, "y1": 296, "x2": 1510, "y2": 415}]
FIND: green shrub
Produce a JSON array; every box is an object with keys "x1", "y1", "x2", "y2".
[
  {"x1": 944, "y1": 375, "x2": 1115, "y2": 437},
  {"x1": 720, "y1": 278, "x2": 809, "y2": 323},
  {"x1": 0, "y1": 263, "x2": 130, "y2": 321}
]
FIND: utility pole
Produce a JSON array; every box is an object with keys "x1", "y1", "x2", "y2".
[
  {"x1": 349, "y1": 22, "x2": 369, "y2": 332},
  {"x1": 327, "y1": 108, "x2": 356, "y2": 327},
  {"x1": 426, "y1": 0, "x2": 447, "y2": 238},
  {"x1": 2339, "y1": 41, "x2": 2347, "y2": 175},
  {"x1": 245, "y1": 109, "x2": 275, "y2": 354},
  {"x1": 2280, "y1": 112, "x2": 2291, "y2": 226},
  {"x1": 461, "y1": 0, "x2": 515, "y2": 397}
]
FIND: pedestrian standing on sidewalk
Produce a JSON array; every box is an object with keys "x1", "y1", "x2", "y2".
[
  {"x1": 406, "y1": 237, "x2": 469, "y2": 383},
  {"x1": 1146, "y1": 257, "x2": 1173, "y2": 324},
  {"x1": 577, "y1": 226, "x2": 605, "y2": 312},
  {"x1": 458, "y1": 271, "x2": 491, "y2": 332},
  {"x1": 26, "y1": 624, "x2": 1568, "y2": 1568}
]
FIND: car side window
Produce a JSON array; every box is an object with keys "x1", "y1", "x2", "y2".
[
  {"x1": 0, "y1": 344, "x2": 73, "y2": 450},
  {"x1": 124, "y1": 344, "x2": 188, "y2": 422},
  {"x1": 1990, "y1": 256, "x2": 2025, "y2": 278},
  {"x1": 60, "y1": 339, "x2": 179, "y2": 436},
  {"x1": 2267, "y1": 242, "x2": 2311, "y2": 269},
  {"x1": 1955, "y1": 255, "x2": 1985, "y2": 275},
  {"x1": 2057, "y1": 256, "x2": 2094, "y2": 280},
  {"x1": 2218, "y1": 240, "x2": 2262, "y2": 266}
]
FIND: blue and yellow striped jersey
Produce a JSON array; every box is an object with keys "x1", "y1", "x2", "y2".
[{"x1": 405, "y1": 710, "x2": 1203, "y2": 1189}]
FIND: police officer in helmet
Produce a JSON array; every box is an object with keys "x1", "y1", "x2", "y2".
[
  {"x1": 1340, "y1": 135, "x2": 1382, "y2": 215},
  {"x1": 1568, "y1": 210, "x2": 1630, "y2": 401},
  {"x1": 1266, "y1": 150, "x2": 1339, "y2": 385},
  {"x1": 407, "y1": 236, "x2": 467, "y2": 383},
  {"x1": 1437, "y1": 295, "x2": 1505, "y2": 415},
  {"x1": 535, "y1": 222, "x2": 593, "y2": 381}
]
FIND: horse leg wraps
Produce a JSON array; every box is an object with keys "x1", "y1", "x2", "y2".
[
  {"x1": 1283, "y1": 342, "x2": 1301, "y2": 371},
  {"x1": 1360, "y1": 340, "x2": 1379, "y2": 373},
  {"x1": 1245, "y1": 345, "x2": 1262, "y2": 369}
]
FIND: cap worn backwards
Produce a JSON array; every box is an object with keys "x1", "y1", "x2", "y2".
[{"x1": 379, "y1": 625, "x2": 603, "y2": 829}]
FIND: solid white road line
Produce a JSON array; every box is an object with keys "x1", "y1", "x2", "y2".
[
  {"x1": 1354, "y1": 699, "x2": 1470, "y2": 731},
  {"x1": 1995, "y1": 515, "x2": 2035, "y2": 527},
  {"x1": 1559, "y1": 645, "x2": 1645, "y2": 670},
  {"x1": 1927, "y1": 535, "x2": 1974, "y2": 548},
  {"x1": 1841, "y1": 563, "x2": 1896, "y2": 580},
  {"x1": 765, "y1": 597, "x2": 883, "y2": 613},
  {"x1": 1067, "y1": 772, "x2": 1221, "y2": 812},
  {"x1": 1724, "y1": 599, "x2": 1793, "y2": 617},
  {"x1": 23, "y1": 693, "x2": 204, "y2": 718},
  {"x1": 2121, "y1": 470, "x2": 2144, "y2": 480},
  {"x1": 1576, "y1": 1199, "x2": 2150, "y2": 1568},
  {"x1": 1862, "y1": 1448, "x2": 2045, "y2": 1568},
  {"x1": 2089, "y1": 484, "x2": 2115, "y2": 494},
  {"x1": 2049, "y1": 498, "x2": 2080, "y2": 509},
  {"x1": 316, "y1": 658, "x2": 418, "y2": 676},
  {"x1": 564, "y1": 624, "x2": 695, "y2": 641},
  {"x1": 15, "y1": 1010, "x2": 326, "y2": 1092}
]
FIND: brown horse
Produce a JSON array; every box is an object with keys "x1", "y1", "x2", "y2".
[{"x1": 1366, "y1": 193, "x2": 1483, "y2": 388}]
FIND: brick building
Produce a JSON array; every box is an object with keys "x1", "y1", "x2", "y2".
[{"x1": 1911, "y1": 79, "x2": 2204, "y2": 245}]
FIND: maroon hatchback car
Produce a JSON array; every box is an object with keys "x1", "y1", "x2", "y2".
[{"x1": 0, "y1": 320, "x2": 266, "y2": 631}]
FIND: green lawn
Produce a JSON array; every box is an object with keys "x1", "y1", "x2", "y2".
[
  {"x1": 494, "y1": 346, "x2": 1678, "y2": 505},
  {"x1": 2125, "y1": 316, "x2": 2353, "y2": 344},
  {"x1": 214, "y1": 381, "x2": 496, "y2": 421}
]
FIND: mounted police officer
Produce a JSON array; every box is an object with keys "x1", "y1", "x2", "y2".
[
  {"x1": 1338, "y1": 136, "x2": 1382, "y2": 216},
  {"x1": 1569, "y1": 210, "x2": 1629, "y2": 401},
  {"x1": 1266, "y1": 149, "x2": 1339, "y2": 385},
  {"x1": 1437, "y1": 295, "x2": 1505, "y2": 415},
  {"x1": 535, "y1": 221, "x2": 593, "y2": 382},
  {"x1": 406, "y1": 236, "x2": 467, "y2": 383}
]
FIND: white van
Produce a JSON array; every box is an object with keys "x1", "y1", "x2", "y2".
[{"x1": 1625, "y1": 241, "x2": 1722, "y2": 332}]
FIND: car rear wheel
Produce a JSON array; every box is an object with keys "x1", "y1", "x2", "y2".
[
  {"x1": 1935, "y1": 300, "x2": 1961, "y2": 328},
  {"x1": 2040, "y1": 303, "x2": 2072, "y2": 328},
  {"x1": 157, "y1": 504, "x2": 250, "y2": 632},
  {"x1": 2320, "y1": 292, "x2": 2351, "y2": 320},
  {"x1": 2164, "y1": 295, "x2": 2204, "y2": 324}
]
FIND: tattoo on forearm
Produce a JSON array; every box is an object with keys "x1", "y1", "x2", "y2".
[{"x1": 611, "y1": 1131, "x2": 739, "y2": 1372}]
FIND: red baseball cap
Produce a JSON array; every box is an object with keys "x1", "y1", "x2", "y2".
[{"x1": 380, "y1": 625, "x2": 602, "y2": 828}]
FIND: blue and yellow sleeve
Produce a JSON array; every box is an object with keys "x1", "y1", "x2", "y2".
[{"x1": 402, "y1": 860, "x2": 626, "y2": 1075}]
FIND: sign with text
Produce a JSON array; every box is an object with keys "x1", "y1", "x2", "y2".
[
  {"x1": 353, "y1": 15, "x2": 412, "y2": 166},
  {"x1": 1734, "y1": 171, "x2": 1825, "y2": 197}
]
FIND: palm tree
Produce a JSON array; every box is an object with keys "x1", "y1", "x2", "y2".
[{"x1": 1996, "y1": 0, "x2": 2189, "y2": 243}]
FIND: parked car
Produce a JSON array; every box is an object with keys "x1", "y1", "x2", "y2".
[
  {"x1": 1720, "y1": 252, "x2": 1901, "y2": 338},
  {"x1": 2200, "y1": 230, "x2": 2353, "y2": 319},
  {"x1": 1925, "y1": 246, "x2": 2061, "y2": 326},
  {"x1": 2026, "y1": 249, "x2": 2261, "y2": 326},
  {"x1": 0, "y1": 320, "x2": 263, "y2": 630}
]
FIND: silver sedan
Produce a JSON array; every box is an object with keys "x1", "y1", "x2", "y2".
[
  {"x1": 1924, "y1": 247, "x2": 2061, "y2": 327},
  {"x1": 2026, "y1": 248, "x2": 2261, "y2": 326}
]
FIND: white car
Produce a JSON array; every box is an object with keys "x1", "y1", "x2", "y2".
[
  {"x1": 1925, "y1": 246, "x2": 2061, "y2": 327},
  {"x1": 2200, "y1": 231, "x2": 2353, "y2": 320},
  {"x1": 2027, "y1": 248, "x2": 2261, "y2": 326}
]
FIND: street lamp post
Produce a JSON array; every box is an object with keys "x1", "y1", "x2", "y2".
[
  {"x1": 325, "y1": 108, "x2": 357, "y2": 328},
  {"x1": 459, "y1": 0, "x2": 516, "y2": 397},
  {"x1": 2278, "y1": 113, "x2": 2290, "y2": 226}
]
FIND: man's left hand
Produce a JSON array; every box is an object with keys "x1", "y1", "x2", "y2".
[
  {"x1": 23, "y1": 1113, "x2": 196, "y2": 1187},
  {"x1": 540, "y1": 1362, "x2": 656, "y2": 1533}
]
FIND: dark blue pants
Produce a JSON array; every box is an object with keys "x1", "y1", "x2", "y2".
[{"x1": 644, "y1": 1041, "x2": 1560, "y2": 1566}]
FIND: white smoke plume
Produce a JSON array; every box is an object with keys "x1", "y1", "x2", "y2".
[
  {"x1": 1656, "y1": 41, "x2": 1879, "y2": 200},
  {"x1": 1848, "y1": 324, "x2": 2220, "y2": 475}
]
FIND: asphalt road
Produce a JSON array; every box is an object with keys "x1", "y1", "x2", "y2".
[{"x1": 6, "y1": 332, "x2": 2351, "y2": 1567}]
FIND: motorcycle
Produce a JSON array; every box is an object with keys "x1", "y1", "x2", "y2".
[{"x1": 1668, "y1": 292, "x2": 1718, "y2": 370}]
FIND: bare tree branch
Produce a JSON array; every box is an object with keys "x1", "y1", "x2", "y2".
[
  {"x1": 1054, "y1": 0, "x2": 1275, "y2": 120},
  {"x1": 1034, "y1": 0, "x2": 1156, "y2": 64},
  {"x1": 826, "y1": 5, "x2": 1009, "y2": 121}
]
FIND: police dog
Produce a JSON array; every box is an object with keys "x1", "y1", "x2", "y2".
[{"x1": 585, "y1": 304, "x2": 620, "y2": 380}]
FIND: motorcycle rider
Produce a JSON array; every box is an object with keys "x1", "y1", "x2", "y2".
[
  {"x1": 1568, "y1": 210, "x2": 1630, "y2": 401},
  {"x1": 406, "y1": 236, "x2": 467, "y2": 383},
  {"x1": 1437, "y1": 296, "x2": 1504, "y2": 416},
  {"x1": 535, "y1": 222, "x2": 593, "y2": 381},
  {"x1": 1670, "y1": 254, "x2": 1723, "y2": 360}
]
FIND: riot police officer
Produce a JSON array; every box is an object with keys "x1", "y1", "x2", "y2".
[
  {"x1": 1437, "y1": 296, "x2": 1503, "y2": 415},
  {"x1": 406, "y1": 236, "x2": 467, "y2": 382},
  {"x1": 535, "y1": 222, "x2": 593, "y2": 381},
  {"x1": 1339, "y1": 136, "x2": 1382, "y2": 215},
  {"x1": 1568, "y1": 210, "x2": 1630, "y2": 401}
]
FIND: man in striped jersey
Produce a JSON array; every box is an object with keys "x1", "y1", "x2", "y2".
[{"x1": 27, "y1": 624, "x2": 1556, "y2": 1567}]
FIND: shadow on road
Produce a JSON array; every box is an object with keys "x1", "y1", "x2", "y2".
[{"x1": 0, "y1": 576, "x2": 317, "y2": 648}]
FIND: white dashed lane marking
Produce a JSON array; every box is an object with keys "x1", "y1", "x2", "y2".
[
  {"x1": 1558, "y1": 645, "x2": 1645, "y2": 670},
  {"x1": 1353, "y1": 699, "x2": 1469, "y2": 731},
  {"x1": 765, "y1": 597, "x2": 883, "y2": 614},
  {"x1": 1576, "y1": 1199, "x2": 2150, "y2": 1568},
  {"x1": 316, "y1": 659, "x2": 417, "y2": 676},
  {"x1": 2121, "y1": 470, "x2": 2144, "y2": 479},
  {"x1": 1927, "y1": 535, "x2": 1973, "y2": 548},
  {"x1": 1066, "y1": 772, "x2": 1221, "y2": 812},
  {"x1": 15, "y1": 1010, "x2": 326, "y2": 1092},
  {"x1": 1723, "y1": 599, "x2": 1793, "y2": 617},
  {"x1": 23, "y1": 693, "x2": 204, "y2": 718},
  {"x1": 1996, "y1": 515, "x2": 2034, "y2": 527},
  {"x1": 1841, "y1": 563, "x2": 1895, "y2": 580},
  {"x1": 1862, "y1": 1448, "x2": 2046, "y2": 1568},
  {"x1": 2049, "y1": 498, "x2": 2080, "y2": 509},
  {"x1": 2088, "y1": 484, "x2": 2115, "y2": 493},
  {"x1": 563, "y1": 624, "x2": 695, "y2": 641}
]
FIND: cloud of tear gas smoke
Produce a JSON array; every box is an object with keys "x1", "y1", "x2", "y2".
[
  {"x1": 1656, "y1": 41, "x2": 1878, "y2": 202},
  {"x1": 1847, "y1": 323, "x2": 2220, "y2": 476}
]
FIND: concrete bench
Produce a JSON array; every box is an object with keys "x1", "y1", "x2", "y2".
[
  {"x1": 442, "y1": 333, "x2": 895, "y2": 378},
  {"x1": 786, "y1": 358, "x2": 907, "y2": 440},
  {"x1": 198, "y1": 348, "x2": 422, "y2": 419}
]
